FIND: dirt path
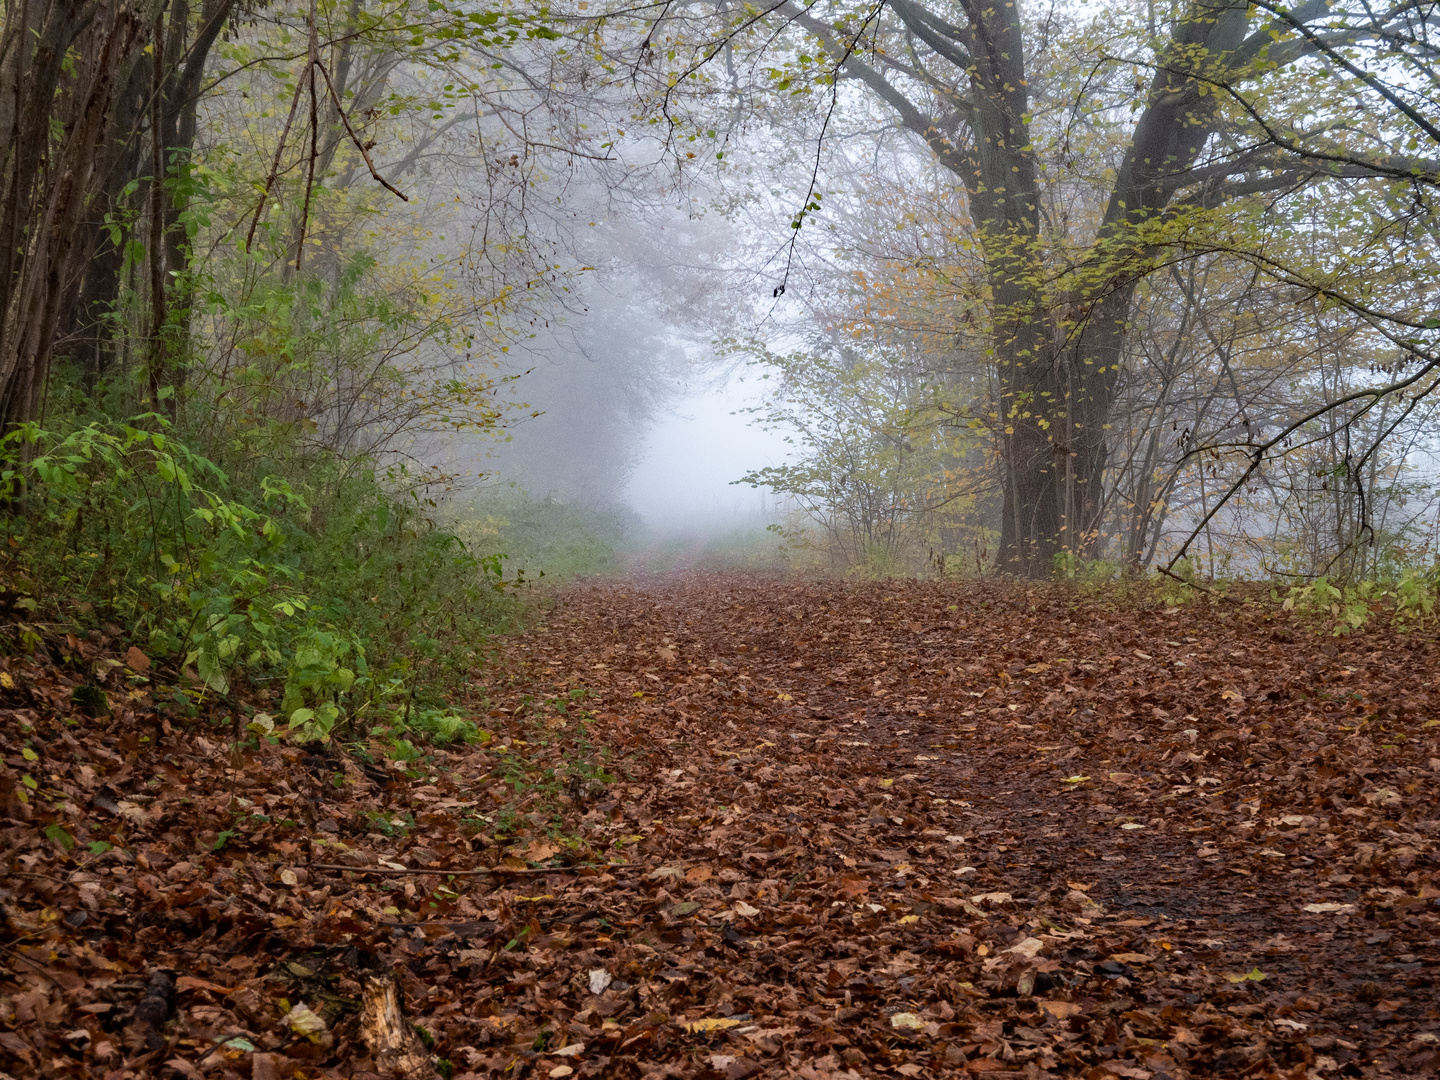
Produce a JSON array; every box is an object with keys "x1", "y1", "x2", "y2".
[
  {"x1": 3, "y1": 573, "x2": 1438, "y2": 1080},
  {"x1": 475, "y1": 574, "x2": 1439, "y2": 1080}
]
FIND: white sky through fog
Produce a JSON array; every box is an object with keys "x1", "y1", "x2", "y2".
[{"x1": 625, "y1": 374, "x2": 794, "y2": 528}]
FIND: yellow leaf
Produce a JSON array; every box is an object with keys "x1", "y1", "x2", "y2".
[
  {"x1": 683, "y1": 1018, "x2": 743, "y2": 1033},
  {"x1": 897, "y1": 914, "x2": 919, "y2": 925},
  {"x1": 1063, "y1": 775, "x2": 1090, "y2": 784},
  {"x1": 515, "y1": 894, "x2": 555, "y2": 903},
  {"x1": 1224, "y1": 968, "x2": 1267, "y2": 983},
  {"x1": 878, "y1": 778, "x2": 894, "y2": 788}
]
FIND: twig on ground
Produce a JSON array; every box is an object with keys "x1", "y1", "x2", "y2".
[
  {"x1": 306, "y1": 862, "x2": 633, "y2": 877},
  {"x1": 1155, "y1": 566, "x2": 1242, "y2": 605}
]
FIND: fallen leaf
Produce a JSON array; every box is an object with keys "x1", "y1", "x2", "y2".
[
  {"x1": 683, "y1": 1018, "x2": 744, "y2": 1033},
  {"x1": 889, "y1": 1012, "x2": 926, "y2": 1031},
  {"x1": 733, "y1": 900, "x2": 760, "y2": 917},
  {"x1": 282, "y1": 1002, "x2": 328, "y2": 1042},
  {"x1": 1039, "y1": 1000, "x2": 1083, "y2": 1019},
  {"x1": 588, "y1": 969, "x2": 612, "y2": 994},
  {"x1": 1303, "y1": 902, "x2": 1356, "y2": 914},
  {"x1": 970, "y1": 892, "x2": 1013, "y2": 905},
  {"x1": 525, "y1": 840, "x2": 559, "y2": 862},
  {"x1": 1006, "y1": 936, "x2": 1045, "y2": 958},
  {"x1": 1224, "y1": 968, "x2": 1267, "y2": 983}
]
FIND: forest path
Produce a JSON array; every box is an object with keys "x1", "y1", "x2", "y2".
[
  {"x1": 477, "y1": 572, "x2": 1440, "y2": 1079},
  {"x1": 5, "y1": 574, "x2": 1437, "y2": 1080}
]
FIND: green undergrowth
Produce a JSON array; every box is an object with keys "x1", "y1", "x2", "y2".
[
  {"x1": 0, "y1": 411, "x2": 524, "y2": 749},
  {"x1": 454, "y1": 689, "x2": 622, "y2": 855},
  {"x1": 1046, "y1": 554, "x2": 1440, "y2": 635},
  {"x1": 451, "y1": 490, "x2": 635, "y2": 581}
]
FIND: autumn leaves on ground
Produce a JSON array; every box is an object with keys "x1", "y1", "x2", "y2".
[{"x1": 3, "y1": 575, "x2": 1439, "y2": 1080}]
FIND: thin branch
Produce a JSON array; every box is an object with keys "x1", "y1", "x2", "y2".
[
  {"x1": 315, "y1": 59, "x2": 409, "y2": 201},
  {"x1": 306, "y1": 862, "x2": 635, "y2": 876},
  {"x1": 244, "y1": 68, "x2": 307, "y2": 253}
]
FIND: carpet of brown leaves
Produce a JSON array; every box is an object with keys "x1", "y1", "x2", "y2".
[{"x1": 3, "y1": 574, "x2": 1439, "y2": 1080}]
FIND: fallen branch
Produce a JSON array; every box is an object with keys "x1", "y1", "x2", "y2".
[
  {"x1": 1155, "y1": 566, "x2": 1242, "y2": 606},
  {"x1": 306, "y1": 862, "x2": 629, "y2": 876}
]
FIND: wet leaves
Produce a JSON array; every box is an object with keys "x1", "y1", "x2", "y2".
[{"x1": 3, "y1": 576, "x2": 1440, "y2": 1078}]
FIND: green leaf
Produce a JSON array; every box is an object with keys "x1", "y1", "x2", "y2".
[
  {"x1": 213, "y1": 829, "x2": 237, "y2": 850},
  {"x1": 44, "y1": 823, "x2": 75, "y2": 851},
  {"x1": 88, "y1": 840, "x2": 113, "y2": 855}
]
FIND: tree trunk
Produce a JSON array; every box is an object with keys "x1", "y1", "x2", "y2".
[{"x1": 0, "y1": 0, "x2": 144, "y2": 430}]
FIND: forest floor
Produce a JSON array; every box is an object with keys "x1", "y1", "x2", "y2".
[{"x1": 3, "y1": 573, "x2": 1439, "y2": 1080}]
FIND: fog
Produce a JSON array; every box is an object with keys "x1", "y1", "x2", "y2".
[
  {"x1": 623, "y1": 375, "x2": 793, "y2": 529},
  {"x1": 426, "y1": 144, "x2": 812, "y2": 568}
]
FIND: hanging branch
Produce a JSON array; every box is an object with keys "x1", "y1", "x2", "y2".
[
  {"x1": 243, "y1": 11, "x2": 409, "y2": 258},
  {"x1": 244, "y1": 72, "x2": 307, "y2": 253},
  {"x1": 292, "y1": 6, "x2": 321, "y2": 275},
  {"x1": 316, "y1": 60, "x2": 409, "y2": 202},
  {"x1": 1161, "y1": 352, "x2": 1440, "y2": 576}
]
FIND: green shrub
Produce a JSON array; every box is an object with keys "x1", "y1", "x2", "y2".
[{"x1": 0, "y1": 415, "x2": 517, "y2": 742}]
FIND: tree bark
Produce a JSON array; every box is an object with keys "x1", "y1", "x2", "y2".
[{"x1": 0, "y1": 0, "x2": 144, "y2": 430}]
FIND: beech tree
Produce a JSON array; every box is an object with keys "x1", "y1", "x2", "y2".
[{"x1": 641, "y1": 0, "x2": 1440, "y2": 573}]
